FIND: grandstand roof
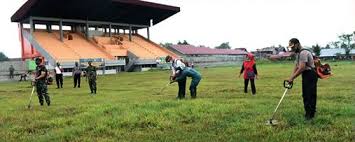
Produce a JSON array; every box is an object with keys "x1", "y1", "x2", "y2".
[
  {"x1": 171, "y1": 45, "x2": 247, "y2": 55},
  {"x1": 11, "y1": 0, "x2": 180, "y2": 26}
]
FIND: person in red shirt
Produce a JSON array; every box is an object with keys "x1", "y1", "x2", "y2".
[{"x1": 239, "y1": 53, "x2": 258, "y2": 95}]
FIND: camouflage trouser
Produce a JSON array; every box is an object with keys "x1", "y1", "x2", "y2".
[
  {"x1": 88, "y1": 78, "x2": 97, "y2": 92},
  {"x1": 36, "y1": 81, "x2": 50, "y2": 105}
]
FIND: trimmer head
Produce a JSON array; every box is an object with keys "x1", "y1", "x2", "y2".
[{"x1": 265, "y1": 119, "x2": 279, "y2": 126}]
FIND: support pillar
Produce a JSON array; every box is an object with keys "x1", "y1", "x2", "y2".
[
  {"x1": 147, "y1": 27, "x2": 150, "y2": 40},
  {"x1": 129, "y1": 25, "x2": 132, "y2": 41},
  {"x1": 29, "y1": 17, "x2": 34, "y2": 35},
  {"x1": 86, "y1": 21, "x2": 89, "y2": 39},
  {"x1": 59, "y1": 20, "x2": 63, "y2": 42},
  {"x1": 46, "y1": 24, "x2": 52, "y2": 33},
  {"x1": 109, "y1": 24, "x2": 112, "y2": 37}
]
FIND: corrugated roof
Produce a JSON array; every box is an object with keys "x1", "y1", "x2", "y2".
[
  {"x1": 320, "y1": 48, "x2": 345, "y2": 57},
  {"x1": 171, "y1": 45, "x2": 247, "y2": 55}
]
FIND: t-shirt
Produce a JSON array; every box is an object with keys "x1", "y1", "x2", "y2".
[
  {"x1": 73, "y1": 66, "x2": 82, "y2": 75},
  {"x1": 55, "y1": 66, "x2": 63, "y2": 74},
  {"x1": 295, "y1": 50, "x2": 315, "y2": 70},
  {"x1": 86, "y1": 66, "x2": 97, "y2": 79},
  {"x1": 171, "y1": 59, "x2": 186, "y2": 76},
  {"x1": 36, "y1": 65, "x2": 48, "y2": 81}
]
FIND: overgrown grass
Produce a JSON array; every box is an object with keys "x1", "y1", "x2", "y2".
[{"x1": 0, "y1": 61, "x2": 354, "y2": 142}]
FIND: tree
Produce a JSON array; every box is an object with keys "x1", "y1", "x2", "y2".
[
  {"x1": 325, "y1": 44, "x2": 331, "y2": 49},
  {"x1": 0, "y1": 52, "x2": 9, "y2": 61},
  {"x1": 215, "y1": 42, "x2": 231, "y2": 49},
  {"x1": 331, "y1": 41, "x2": 340, "y2": 48},
  {"x1": 177, "y1": 40, "x2": 189, "y2": 45},
  {"x1": 312, "y1": 44, "x2": 321, "y2": 56},
  {"x1": 160, "y1": 42, "x2": 173, "y2": 48},
  {"x1": 338, "y1": 33, "x2": 354, "y2": 58}
]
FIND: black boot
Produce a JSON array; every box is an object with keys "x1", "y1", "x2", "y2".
[
  {"x1": 305, "y1": 112, "x2": 312, "y2": 120},
  {"x1": 191, "y1": 88, "x2": 197, "y2": 99},
  {"x1": 94, "y1": 89, "x2": 97, "y2": 94},
  {"x1": 47, "y1": 101, "x2": 51, "y2": 106}
]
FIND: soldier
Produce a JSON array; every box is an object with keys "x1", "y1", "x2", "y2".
[
  {"x1": 33, "y1": 58, "x2": 50, "y2": 106},
  {"x1": 85, "y1": 61, "x2": 97, "y2": 94},
  {"x1": 9, "y1": 65, "x2": 15, "y2": 79}
]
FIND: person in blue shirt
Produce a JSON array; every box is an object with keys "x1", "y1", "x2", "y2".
[{"x1": 171, "y1": 67, "x2": 201, "y2": 99}]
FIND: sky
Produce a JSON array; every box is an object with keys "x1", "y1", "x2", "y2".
[{"x1": 0, "y1": 0, "x2": 354, "y2": 58}]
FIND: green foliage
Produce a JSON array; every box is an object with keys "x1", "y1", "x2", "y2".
[
  {"x1": 0, "y1": 62, "x2": 353, "y2": 141},
  {"x1": 160, "y1": 43, "x2": 173, "y2": 48},
  {"x1": 215, "y1": 42, "x2": 231, "y2": 49},
  {"x1": 0, "y1": 52, "x2": 9, "y2": 61},
  {"x1": 178, "y1": 40, "x2": 189, "y2": 45},
  {"x1": 312, "y1": 44, "x2": 321, "y2": 56}
]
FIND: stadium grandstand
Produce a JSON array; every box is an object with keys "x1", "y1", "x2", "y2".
[
  {"x1": 166, "y1": 45, "x2": 247, "y2": 67},
  {"x1": 11, "y1": 0, "x2": 179, "y2": 74}
]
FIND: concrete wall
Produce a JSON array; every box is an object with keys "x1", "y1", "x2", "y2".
[{"x1": 0, "y1": 60, "x2": 28, "y2": 81}]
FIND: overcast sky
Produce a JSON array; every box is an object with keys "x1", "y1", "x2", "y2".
[{"x1": 0, "y1": 0, "x2": 354, "y2": 58}]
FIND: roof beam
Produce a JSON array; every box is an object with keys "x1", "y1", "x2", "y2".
[{"x1": 30, "y1": 17, "x2": 149, "y2": 28}]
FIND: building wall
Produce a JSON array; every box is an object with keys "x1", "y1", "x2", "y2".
[
  {"x1": 0, "y1": 60, "x2": 28, "y2": 81},
  {"x1": 183, "y1": 55, "x2": 245, "y2": 67}
]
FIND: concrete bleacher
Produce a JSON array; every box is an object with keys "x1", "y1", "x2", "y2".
[
  {"x1": 93, "y1": 36, "x2": 127, "y2": 57},
  {"x1": 33, "y1": 31, "x2": 81, "y2": 61},
  {"x1": 34, "y1": 30, "x2": 175, "y2": 65},
  {"x1": 53, "y1": 32, "x2": 114, "y2": 60}
]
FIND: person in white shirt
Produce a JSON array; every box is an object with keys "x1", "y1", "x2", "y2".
[
  {"x1": 165, "y1": 55, "x2": 187, "y2": 99},
  {"x1": 54, "y1": 62, "x2": 64, "y2": 88}
]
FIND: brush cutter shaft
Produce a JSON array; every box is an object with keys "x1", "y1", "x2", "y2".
[
  {"x1": 271, "y1": 88, "x2": 289, "y2": 119},
  {"x1": 28, "y1": 86, "x2": 35, "y2": 107}
]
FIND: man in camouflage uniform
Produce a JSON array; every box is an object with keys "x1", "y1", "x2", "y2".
[
  {"x1": 86, "y1": 61, "x2": 97, "y2": 94},
  {"x1": 34, "y1": 58, "x2": 50, "y2": 106}
]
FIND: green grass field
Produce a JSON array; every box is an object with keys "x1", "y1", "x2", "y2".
[{"x1": 0, "y1": 61, "x2": 354, "y2": 142}]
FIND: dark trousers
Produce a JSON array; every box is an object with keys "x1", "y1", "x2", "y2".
[
  {"x1": 73, "y1": 74, "x2": 81, "y2": 88},
  {"x1": 36, "y1": 82, "x2": 50, "y2": 105},
  {"x1": 189, "y1": 77, "x2": 201, "y2": 98},
  {"x1": 55, "y1": 74, "x2": 63, "y2": 88},
  {"x1": 177, "y1": 77, "x2": 186, "y2": 99},
  {"x1": 302, "y1": 70, "x2": 318, "y2": 118},
  {"x1": 9, "y1": 73, "x2": 14, "y2": 79},
  {"x1": 244, "y1": 79, "x2": 256, "y2": 94},
  {"x1": 89, "y1": 79, "x2": 97, "y2": 94}
]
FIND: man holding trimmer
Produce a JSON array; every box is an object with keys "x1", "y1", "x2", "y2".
[
  {"x1": 287, "y1": 38, "x2": 318, "y2": 120},
  {"x1": 165, "y1": 55, "x2": 186, "y2": 99},
  {"x1": 33, "y1": 58, "x2": 51, "y2": 106}
]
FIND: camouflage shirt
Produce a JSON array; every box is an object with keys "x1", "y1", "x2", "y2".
[
  {"x1": 86, "y1": 66, "x2": 97, "y2": 79},
  {"x1": 36, "y1": 65, "x2": 48, "y2": 82}
]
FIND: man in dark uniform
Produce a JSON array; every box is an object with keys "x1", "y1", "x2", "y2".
[
  {"x1": 34, "y1": 58, "x2": 50, "y2": 106},
  {"x1": 165, "y1": 55, "x2": 186, "y2": 99},
  {"x1": 9, "y1": 65, "x2": 15, "y2": 79},
  {"x1": 72, "y1": 62, "x2": 82, "y2": 88},
  {"x1": 287, "y1": 38, "x2": 318, "y2": 120},
  {"x1": 86, "y1": 61, "x2": 97, "y2": 94}
]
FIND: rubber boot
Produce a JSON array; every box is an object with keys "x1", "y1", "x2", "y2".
[{"x1": 191, "y1": 88, "x2": 197, "y2": 99}]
